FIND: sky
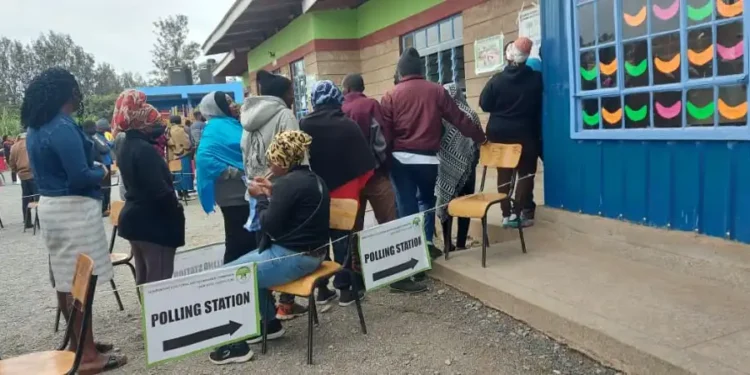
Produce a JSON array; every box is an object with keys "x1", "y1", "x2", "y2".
[{"x1": 0, "y1": 0, "x2": 236, "y2": 77}]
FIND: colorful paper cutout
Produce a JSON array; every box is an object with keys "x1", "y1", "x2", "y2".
[
  {"x1": 717, "y1": 0, "x2": 743, "y2": 17},
  {"x1": 653, "y1": 0, "x2": 680, "y2": 20},
  {"x1": 655, "y1": 101, "x2": 682, "y2": 119},
  {"x1": 717, "y1": 41, "x2": 744, "y2": 60},
  {"x1": 582, "y1": 110, "x2": 600, "y2": 126},
  {"x1": 654, "y1": 54, "x2": 681, "y2": 74},
  {"x1": 625, "y1": 60, "x2": 648, "y2": 77},
  {"x1": 686, "y1": 101, "x2": 715, "y2": 120},
  {"x1": 718, "y1": 99, "x2": 748, "y2": 120},
  {"x1": 600, "y1": 60, "x2": 618, "y2": 76},
  {"x1": 688, "y1": 45, "x2": 714, "y2": 66},
  {"x1": 687, "y1": 1, "x2": 713, "y2": 21},
  {"x1": 625, "y1": 105, "x2": 648, "y2": 121},
  {"x1": 624, "y1": 6, "x2": 647, "y2": 27},
  {"x1": 580, "y1": 66, "x2": 598, "y2": 81},
  {"x1": 602, "y1": 108, "x2": 623, "y2": 124}
]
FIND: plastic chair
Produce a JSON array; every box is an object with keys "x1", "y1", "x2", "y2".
[
  {"x1": 0, "y1": 254, "x2": 98, "y2": 374},
  {"x1": 261, "y1": 198, "x2": 367, "y2": 364},
  {"x1": 445, "y1": 143, "x2": 527, "y2": 267}
]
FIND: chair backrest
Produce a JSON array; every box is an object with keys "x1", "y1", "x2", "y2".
[
  {"x1": 62, "y1": 254, "x2": 98, "y2": 374},
  {"x1": 479, "y1": 143, "x2": 523, "y2": 169},
  {"x1": 168, "y1": 159, "x2": 182, "y2": 173},
  {"x1": 330, "y1": 198, "x2": 359, "y2": 231},
  {"x1": 109, "y1": 200, "x2": 125, "y2": 226},
  {"x1": 70, "y1": 254, "x2": 95, "y2": 307}
]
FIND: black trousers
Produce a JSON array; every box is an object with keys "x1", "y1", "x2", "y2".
[
  {"x1": 101, "y1": 165, "x2": 111, "y2": 214},
  {"x1": 21, "y1": 178, "x2": 38, "y2": 227},
  {"x1": 441, "y1": 168, "x2": 476, "y2": 249},
  {"x1": 497, "y1": 141, "x2": 539, "y2": 218},
  {"x1": 219, "y1": 205, "x2": 258, "y2": 264}
]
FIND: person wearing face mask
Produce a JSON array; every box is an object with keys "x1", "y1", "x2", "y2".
[{"x1": 114, "y1": 89, "x2": 185, "y2": 285}]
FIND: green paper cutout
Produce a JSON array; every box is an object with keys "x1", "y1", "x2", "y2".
[
  {"x1": 580, "y1": 66, "x2": 598, "y2": 81},
  {"x1": 625, "y1": 60, "x2": 648, "y2": 77},
  {"x1": 625, "y1": 105, "x2": 648, "y2": 121},
  {"x1": 687, "y1": 2, "x2": 713, "y2": 21},
  {"x1": 686, "y1": 101, "x2": 715, "y2": 120},
  {"x1": 582, "y1": 110, "x2": 600, "y2": 126}
]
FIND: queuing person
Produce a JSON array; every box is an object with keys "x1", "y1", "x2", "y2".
[
  {"x1": 209, "y1": 130, "x2": 330, "y2": 365},
  {"x1": 8, "y1": 131, "x2": 38, "y2": 228},
  {"x1": 436, "y1": 83, "x2": 482, "y2": 252},
  {"x1": 523, "y1": 48, "x2": 543, "y2": 214},
  {"x1": 300, "y1": 80, "x2": 376, "y2": 306},
  {"x1": 381, "y1": 47, "x2": 487, "y2": 289},
  {"x1": 167, "y1": 115, "x2": 195, "y2": 200},
  {"x1": 82, "y1": 120, "x2": 113, "y2": 216},
  {"x1": 241, "y1": 70, "x2": 307, "y2": 320},
  {"x1": 113, "y1": 90, "x2": 185, "y2": 284},
  {"x1": 480, "y1": 37, "x2": 542, "y2": 228},
  {"x1": 190, "y1": 111, "x2": 206, "y2": 147},
  {"x1": 95, "y1": 119, "x2": 114, "y2": 214},
  {"x1": 3, "y1": 135, "x2": 17, "y2": 184},
  {"x1": 22, "y1": 67, "x2": 126, "y2": 372}
]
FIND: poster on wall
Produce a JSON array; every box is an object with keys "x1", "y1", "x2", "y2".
[
  {"x1": 474, "y1": 34, "x2": 505, "y2": 75},
  {"x1": 518, "y1": 6, "x2": 541, "y2": 58}
]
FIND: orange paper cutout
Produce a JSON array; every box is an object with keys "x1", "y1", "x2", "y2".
[
  {"x1": 688, "y1": 45, "x2": 714, "y2": 66},
  {"x1": 654, "y1": 54, "x2": 680, "y2": 74},
  {"x1": 602, "y1": 108, "x2": 623, "y2": 124},
  {"x1": 717, "y1": 0, "x2": 743, "y2": 17},
  {"x1": 600, "y1": 60, "x2": 618, "y2": 76},
  {"x1": 623, "y1": 6, "x2": 647, "y2": 27},
  {"x1": 718, "y1": 99, "x2": 748, "y2": 120}
]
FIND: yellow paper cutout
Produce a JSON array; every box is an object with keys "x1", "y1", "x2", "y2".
[
  {"x1": 602, "y1": 108, "x2": 623, "y2": 124},
  {"x1": 623, "y1": 6, "x2": 647, "y2": 27},
  {"x1": 718, "y1": 99, "x2": 748, "y2": 120},
  {"x1": 688, "y1": 45, "x2": 714, "y2": 66},
  {"x1": 599, "y1": 60, "x2": 618, "y2": 76},
  {"x1": 654, "y1": 54, "x2": 680, "y2": 74}
]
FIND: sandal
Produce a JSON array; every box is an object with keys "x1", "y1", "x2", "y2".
[
  {"x1": 95, "y1": 342, "x2": 116, "y2": 353},
  {"x1": 101, "y1": 353, "x2": 128, "y2": 372}
]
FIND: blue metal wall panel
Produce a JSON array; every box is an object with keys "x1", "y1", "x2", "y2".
[{"x1": 541, "y1": 0, "x2": 750, "y2": 243}]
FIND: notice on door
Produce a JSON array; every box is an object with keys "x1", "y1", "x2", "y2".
[
  {"x1": 141, "y1": 264, "x2": 260, "y2": 366},
  {"x1": 358, "y1": 214, "x2": 431, "y2": 290}
]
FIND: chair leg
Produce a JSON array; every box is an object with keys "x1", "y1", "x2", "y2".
[
  {"x1": 518, "y1": 224, "x2": 527, "y2": 254},
  {"x1": 261, "y1": 294, "x2": 269, "y2": 354},
  {"x1": 23, "y1": 209, "x2": 28, "y2": 233},
  {"x1": 32, "y1": 210, "x2": 37, "y2": 236},
  {"x1": 307, "y1": 294, "x2": 314, "y2": 365},
  {"x1": 443, "y1": 217, "x2": 452, "y2": 261},
  {"x1": 351, "y1": 271, "x2": 367, "y2": 334},
  {"x1": 54, "y1": 306, "x2": 61, "y2": 333},
  {"x1": 481, "y1": 217, "x2": 488, "y2": 268},
  {"x1": 110, "y1": 279, "x2": 124, "y2": 311},
  {"x1": 311, "y1": 294, "x2": 319, "y2": 325}
]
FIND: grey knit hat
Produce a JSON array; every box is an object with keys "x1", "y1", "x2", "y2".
[
  {"x1": 96, "y1": 118, "x2": 110, "y2": 132},
  {"x1": 397, "y1": 47, "x2": 423, "y2": 77}
]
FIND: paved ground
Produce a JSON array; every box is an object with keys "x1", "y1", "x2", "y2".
[{"x1": 0, "y1": 172, "x2": 619, "y2": 374}]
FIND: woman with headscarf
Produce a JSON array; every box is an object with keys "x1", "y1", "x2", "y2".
[
  {"x1": 196, "y1": 92, "x2": 255, "y2": 263},
  {"x1": 114, "y1": 89, "x2": 185, "y2": 284},
  {"x1": 22, "y1": 67, "x2": 127, "y2": 372},
  {"x1": 209, "y1": 130, "x2": 330, "y2": 365},
  {"x1": 300, "y1": 80, "x2": 376, "y2": 306},
  {"x1": 437, "y1": 83, "x2": 482, "y2": 252},
  {"x1": 479, "y1": 37, "x2": 543, "y2": 228}
]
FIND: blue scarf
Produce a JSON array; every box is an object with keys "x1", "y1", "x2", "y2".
[{"x1": 196, "y1": 116, "x2": 245, "y2": 213}]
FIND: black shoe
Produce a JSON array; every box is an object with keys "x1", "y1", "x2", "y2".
[
  {"x1": 339, "y1": 289, "x2": 365, "y2": 307},
  {"x1": 412, "y1": 272, "x2": 427, "y2": 282},
  {"x1": 389, "y1": 279, "x2": 428, "y2": 294},
  {"x1": 247, "y1": 319, "x2": 285, "y2": 344},
  {"x1": 428, "y1": 244, "x2": 443, "y2": 260},
  {"x1": 209, "y1": 342, "x2": 254, "y2": 365},
  {"x1": 316, "y1": 285, "x2": 338, "y2": 305}
]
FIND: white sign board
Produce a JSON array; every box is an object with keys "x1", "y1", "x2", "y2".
[
  {"x1": 519, "y1": 7, "x2": 541, "y2": 58},
  {"x1": 358, "y1": 214, "x2": 431, "y2": 290},
  {"x1": 141, "y1": 264, "x2": 260, "y2": 366},
  {"x1": 474, "y1": 34, "x2": 506, "y2": 75},
  {"x1": 172, "y1": 243, "x2": 225, "y2": 278}
]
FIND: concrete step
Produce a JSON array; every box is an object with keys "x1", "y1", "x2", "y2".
[{"x1": 432, "y1": 207, "x2": 750, "y2": 375}]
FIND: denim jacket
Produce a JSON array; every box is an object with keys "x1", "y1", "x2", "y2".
[{"x1": 27, "y1": 114, "x2": 105, "y2": 200}]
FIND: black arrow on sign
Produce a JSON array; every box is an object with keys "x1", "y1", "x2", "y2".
[
  {"x1": 162, "y1": 320, "x2": 242, "y2": 352},
  {"x1": 373, "y1": 258, "x2": 419, "y2": 281}
]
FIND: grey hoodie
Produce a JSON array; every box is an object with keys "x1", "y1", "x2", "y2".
[{"x1": 240, "y1": 95, "x2": 299, "y2": 179}]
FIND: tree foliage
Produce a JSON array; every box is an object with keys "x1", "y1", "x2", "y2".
[{"x1": 150, "y1": 14, "x2": 201, "y2": 85}]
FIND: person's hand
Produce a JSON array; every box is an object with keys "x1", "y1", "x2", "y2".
[
  {"x1": 247, "y1": 181, "x2": 265, "y2": 197},
  {"x1": 253, "y1": 176, "x2": 272, "y2": 196}
]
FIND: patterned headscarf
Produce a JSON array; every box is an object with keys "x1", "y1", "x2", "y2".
[
  {"x1": 111, "y1": 89, "x2": 160, "y2": 136},
  {"x1": 310, "y1": 80, "x2": 343, "y2": 110},
  {"x1": 506, "y1": 37, "x2": 533, "y2": 64},
  {"x1": 266, "y1": 130, "x2": 312, "y2": 169}
]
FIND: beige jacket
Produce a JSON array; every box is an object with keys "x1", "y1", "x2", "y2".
[{"x1": 9, "y1": 134, "x2": 33, "y2": 180}]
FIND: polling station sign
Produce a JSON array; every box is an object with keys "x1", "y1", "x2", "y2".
[
  {"x1": 141, "y1": 264, "x2": 260, "y2": 366},
  {"x1": 172, "y1": 243, "x2": 225, "y2": 278},
  {"x1": 358, "y1": 214, "x2": 431, "y2": 290}
]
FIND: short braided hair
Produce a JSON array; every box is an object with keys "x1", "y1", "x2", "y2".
[{"x1": 21, "y1": 67, "x2": 83, "y2": 129}]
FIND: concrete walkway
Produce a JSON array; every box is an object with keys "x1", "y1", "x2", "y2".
[{"x1": 433, "y1": 207, "x2": 750, "y2": 375}]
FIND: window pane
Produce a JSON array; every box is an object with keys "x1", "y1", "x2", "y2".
[
  {"x1": 717, "y1": 0, "x2": 743, "y2": 19},
  {"x1": 652, "y1": 32, "x2": 681, "y2": 85},
  {"x1": 625, "y1": 93, "x2": 650, "y2": 128},
  {"x1": 624, "y1": 39, "x2": 649, "y2": 87},
  {"x1": 580, "y1": 50, "x2": 598, "y2": 91},
  {"x1": 453, "y1": 47, "x2": 465, "y2": 89},
  {"x1": 687, "y1": 87, "x2": 715, "y2": 126},
  {"x1": 426, "y1": 53, "x2": 439, "y2": 83},
  {"x1": 578, "y1": 3, "x2": 596, "y2": 48},
  {"x1": 651, "y1": 0, "x2": 680, "y2": 33},
  {"x1": 439, "y1": 49, "x2": 453, "y2": 84},
  {"x1": 403, "y1": 34, "x2": 415, "y2": 50},
  {"x1": 290, "y1": 60, "x2": 308, "y2": 119},
  {"x1": 597, "y1": 0, "x2": 615, "y2": 43},
  {"x1": 718, "y1": 85, "x2": 747, "y2": 126},
  {"x1": 415, "y1": 30, "x2": 427, "y2": 50},
  {"x1": 717, "y1": 21, "x2": 744, "y2": 76},
  {"x1": 453, "y1": 15, "x2": 463, "y2": 39},
  {"x1": 622, "y1": 0, "x2": 647, "y2": 39},
  {"x1": 582, "y1": 98, "x2": 600, "y2": 129},
  {"x1": 440, "y1": 20, "x2": 453, "y2": 42},
  {"x1": 653, "y1": 91, "x2": 683, "y2": 127},
  {"x1": 599, "y1": 45, "x2": 617, "y2": 88},
  {"x1": 602, "y1": 96, "x2": 622, "y2": 129},
  {"x1": 427, "y1": 25, "x2": 439, "y2": 47},
  {"x1": 687, "y1": 0, "x2": 713, "y2": 26},
  {"x1": 688, "y1": 27, "x2": 713, "y2": 79}
]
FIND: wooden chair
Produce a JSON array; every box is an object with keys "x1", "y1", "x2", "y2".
[
  {"x1": 0, "y1": 254, "x2": 98, "y2": 374},
  {"x1": 54, "y1": 200, "x2": 135, "y2": 333},
  {"x1": 23, "y1": 202, "x2": 40, "y2": 235},
  {"x1": 168, "y1": 159, "x2": 189, "y2": 206},
  {"x1": 445, "y1": 143, "x2": 527, "y2": 267},
  {"x1": 261, "y1": 198, "x2": 367, "y2": 364}
]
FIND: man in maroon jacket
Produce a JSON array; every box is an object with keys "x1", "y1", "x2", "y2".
[{"x1": 381, "y1": 48, "x2": 487, "y2": 292}]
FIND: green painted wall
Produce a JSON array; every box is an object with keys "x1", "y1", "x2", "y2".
[{"x1": 246, "y1": 0, "x2": 445, "y2": 72}]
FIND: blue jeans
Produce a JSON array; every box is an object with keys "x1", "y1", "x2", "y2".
[
  {"x1": 390, "y1": 160, "x2": 437, "y2": 243},
  {"x1": 226, "y1": 244, "x2": 323, "y2": 322}
]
